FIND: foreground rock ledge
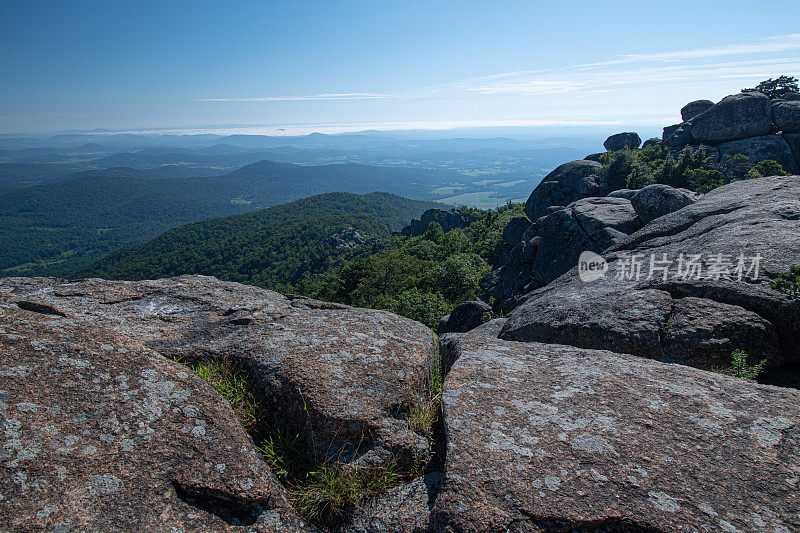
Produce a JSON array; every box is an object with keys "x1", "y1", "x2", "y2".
[
  {"x1": 432, "y1": 331, "x2": 800, "y2": 532},
  {"x1": 0, "y1": 298, "x2": 311, "y2": 531},
  {"x1": 0, "y1": 276, "x2": 437, "y2": 470}
]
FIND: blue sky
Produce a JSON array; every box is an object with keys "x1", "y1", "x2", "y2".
[{"x1": 1, "y1": 0, "x2": 799, "y2": 134}]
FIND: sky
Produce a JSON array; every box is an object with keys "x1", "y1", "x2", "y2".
[{"x1": 1, "y1": 0, "x2": 799, "y2": 134}]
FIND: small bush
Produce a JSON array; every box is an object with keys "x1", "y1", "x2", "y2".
[
  {"x1": 771, "y1": 265, "x2": 800, "y2": 299},
  {"x1": 716, "y1": 349, "x2": 766, "y2": 380},
  {"x1": 747, "y1": 159, "x2": 787, "y2": 179},
  {"x1": 685, "y1": 168, "x2": 724, "y2": 193}
]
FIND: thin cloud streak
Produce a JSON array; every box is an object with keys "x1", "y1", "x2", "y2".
[
  {"x1": 580, "y1": 33, "x2": 800, "y2": 67},
  {"x1": 195, "y1": 92, "x2": 389, "y2": 102}
]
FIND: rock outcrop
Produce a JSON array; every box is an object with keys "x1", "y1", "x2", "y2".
[
  {"x1": 0, "y1": 276, "x2": 437, "y2": 471},
  {"x1": 630, "y1": 184, "x2": 695, "y2": 224},
  {"x1": 524, "y1": 160, "x2": 606, "y2": 221},
  {"x1": 716, "y1": 134, "x2": 799, "y2": 173},
  {"x1": 432, "y1": 331, "x2": 800, "y2": 532},
  {"x1": 773, "y1": 99, "x2": 800, "y2": 133},
  {"x1": 438, "y1": 300, "x2": 491, "y2": 334},
  {"x1": 533, "y1": 197, "x2": 642, "y2": 285},
  {"x1": 603, "y1": 132, "x2": 641, "y2": 151},
  {"x1": 500, "y1": 176, "x2": 800, "y2": 370},
  {"x1": 0, "y1": 297, "x2": 312, "y2": 532},
  {"x1": 402, "y1": 208, "x2": 481, "y2": 237},
  {"x1": 691, "y1": 92, "x2": 773, "y2": 144},
  {"x1": 680, "y1": 99, "x2": 715, "y2": 121}
]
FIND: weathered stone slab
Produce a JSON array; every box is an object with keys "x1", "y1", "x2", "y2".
[
  {"x1": 0, "y1": 298, "x2": 312, "y2": 532},
  {"x1": 0, "y1": 275, "x2": 436, "y2": 470},
  {"x1": 432, "y1": 331, "x2": 800, "y2": 532}
]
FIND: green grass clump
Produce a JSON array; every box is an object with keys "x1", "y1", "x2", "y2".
[
  {"x1": 291, "y1": 462, "x2": 399, "y2": 529},
  {"x1": 715, "y1": 349, "x2": 766, "y2": 380},
  {"x1": 257, "y1": 420, "x2": 314, "y2": 483},
  {"x1": 771, "y1": 265, "x2": 800, "y2": 299},
  {"x1": 407, "y1": 350, "x2": 443, "y2": 439},
  {"x1": 182, "y1": 355, "x2": 433, "y2": 530},
  {"x1": 189, "y1": 359, "x2": 257, "y2": 429}
]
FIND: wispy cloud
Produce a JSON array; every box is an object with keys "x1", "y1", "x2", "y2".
[
  {"x1": 461, "y1": 57, "x2": 800, "y2": 96},
  {"x1": 195, "y1": 92, "x2": 389, "y2": 102},
  {"x1": 189, "y1": 33, "x2": 800, "y2": 131},
  {"x1": 580, "y1": 33, "x2": 800, "y2": 67}
]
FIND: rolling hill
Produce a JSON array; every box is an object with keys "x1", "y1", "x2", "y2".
[
  {"x1": 84, "y1": 192, "x2": 440, "y2": 291},
  {"x1": 0, "y1": 161, "x2": 453, "y2": 277}
]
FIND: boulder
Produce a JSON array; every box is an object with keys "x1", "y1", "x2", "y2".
[
  {"x1": 630, "y1": 183, "x2": 696, "y2": 224},
  {"x1": 781, "y1": 92, "x2": 800, "y2": 101},
  {"x1": 524, "y1": 160, "x2": 606, "y2": 221},
  {"x1": 716, "y1": 134, "x2": 798, "y2": 173},
  {"x1": 533, "y1": 197, "x2": 642, "y2": 286},
  {"x1": 773, "y1": 100, "x2": 800, "y2": 133},
  {"x1": 662, "y1": 296, "x2": 780, "y2": 368},
  {"x1": 662, "y1": 122, "x2": 694, "y2": 148},
  {"x1": 431, "y1": 331, "x2": 800, "y2": 532},
  {"x1": 680, "y1": 99, "x2": 715, "y2": 121},
  {"x1": 344, "y1": 474, "x2": 437, "y2": 533},
  {"x1": 583, "y1": 152, "x2": 604, "y2": 162},
  {"x1": 603, "y1": 132, "x2": 641, "y2": 151},
  {"x1": 784, "y1": 133, "x2": 800, "y2": 167},
  {"x1": 0, "y1": 298, "x2": 311, "y2": 531},
  {"x1": 0, "y1": 276, "x2": 437, "y2": 471},
  {"x1": 605, "y1": 188, "x2": 639, "y2": 200},
  {"x1": 691, "y1": 92, "x2": 773, "y2": 144},
  {"x1": 480, "y1": 217, "x2": 536, "y2": 311},
  {"x1": 501, "y1": 176, "x2": 800, "y2": 369},
  {"x1": 439, "y1": 300, "x2": 491, "y2": 333},
  {"x1": 641, "y1": 137, "x2": 662, "y2": 149}
]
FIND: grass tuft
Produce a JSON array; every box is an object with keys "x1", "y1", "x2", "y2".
[
  {"x1": 291, "y1": 462, "x2": 399, "y2": 529},
  {"x1": 189, "y1": 359, "x2": 257, "y2": 429}
]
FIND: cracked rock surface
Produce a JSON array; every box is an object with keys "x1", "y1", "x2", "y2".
[
  {"x1": 433, "y1": 331, "x2": 800, "y2": 532},
  {"x1": 501, "y1": 176, "x2": 800, "y2": 369},
  {"x1": 0, "y1": 276, "x2": 436, "y2": 470},
  {"x1": 0, "y1": 297, "x2": 312, "y2": 532}
]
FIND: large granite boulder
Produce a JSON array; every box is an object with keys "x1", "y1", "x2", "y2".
[
  {"x1": 432, "y1": 331, "x2": 800, "y2": 532},
  {"x1": 773, "y1": 99, "x2": 800, "y2": 133},
  {"x1": 0, "y1": 276, "x2": 437, "y2": 470},
  {"x1": 501, "y1": 176, "x2": 800, "y2": 369},
  {"x1": 603, "y1": 132, "x2": 641, "y2": 151},
  {"x1": 641, "y1": 137, "x2": 661, "y2": 149},
  {"x1": 662, "y1": 122, "x2": 694, "y2": 148},
  {"x1": 533, "y1": 197, "x2": 642, "y2": 286},
  {"x1": 0, "y1": 297, "x2": 311, "y2": 532},
  {"x1": 784, "y1": 133, "x2": 800, "y2": 167},
  {"x1": 630, "y1": 183, "x2": 696, "y2": 224},
  {"x1": 439, "y1": 300, "x2": 491, "y2": 333},
  {"x1": 680, "y1": 99, "x2": 715, "y2": 121},
  {"x1": 524, "y1": 160, "x2": 606, "y2": 221},
  {"x1": 691, "y1": 92, "x2": 773, "y2": 144},
  {"x1": 716, "y1": 134, "x2": 798, "y2": 173},
  {"x1": 480, "y1": 217, "x2": 536, "y2": 311}
]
